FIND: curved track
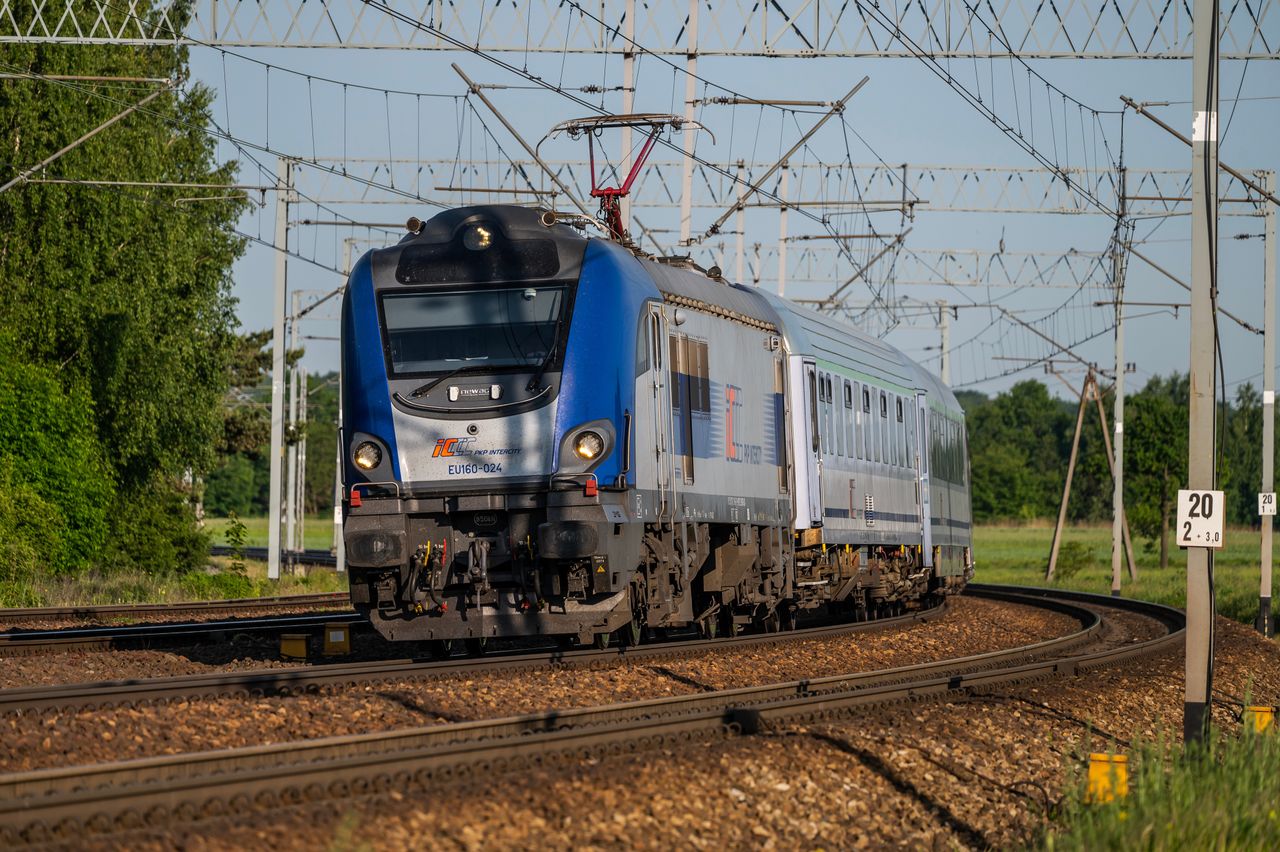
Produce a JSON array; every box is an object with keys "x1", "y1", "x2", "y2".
[
  {"x1": 0, "y1": 600, "x2": 949, "y2": 714},
  {"x1": 0, "y1": 585, "x2": 1183, "y2": 843}
]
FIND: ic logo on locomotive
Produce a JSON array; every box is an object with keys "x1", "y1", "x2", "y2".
[{"x1": 431, "y1": 437, "x2": 475, "y2": 457}]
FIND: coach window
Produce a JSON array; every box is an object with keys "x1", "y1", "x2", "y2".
[
  {"x1": 879, "y1": 392, "x2": 889, "y2": 464},
  {"x1": 896, "y1": 398, "x2": 906, "y2": 467},
  {"x1": 844, "y1": 381, "x2": 854, "y2": 459},
  {"x1": 826, "y1": 375, "x2": 835, "y2": 455},
  {"x1": 853, "y1": 382, "x2": 863, "y2": 460}
]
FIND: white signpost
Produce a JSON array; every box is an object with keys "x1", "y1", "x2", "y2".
[
  {"x1": 1177, "y1": 489, "x2": 1226, "y2": 550},
  {"x1": 1259, "y1": 492, "x2": 1276, "y2": 517}
]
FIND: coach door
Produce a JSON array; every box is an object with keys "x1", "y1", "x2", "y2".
[
  {"x1": 916, "y1": 393, "x2": 934, "y2": 567},
  {"x1": 791, "y1": 358, "x2": 823, "y2": 528},
  {"x1": 648, "y1": 304, "x2": 676, "y2": 520}
]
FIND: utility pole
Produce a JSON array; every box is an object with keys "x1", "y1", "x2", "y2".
[
  {"x1": 937, "y1": 300, "x2": 951, "y2": 384},
  {"x1": 297, "y1": 366, "x2": 308, "y2": 556},
  {"x1": 735, "y1": 161, "x2": 746, "y2": 283},
  {"x1": 1112, "y1": 167, "x2": 1128, "y2": 597},
  {"x1": 778, "y1": 166, "x2": 789, "y2": 296},
  {"x1": 285, "y1": 291, "x2": 301, "y2": 559},
  {"x1": 678, "y1": 0, "x2": 698, "y2": 246},
  {"x1": 267, "y1": 157, "x2": 293, "y2": 581},
  {"x1": 1184, "y1": 0, "x2": 1219, "y2": 747},
  {"x1": 1260, "y1": 169, "x2": 1276, "y2": 637},
  {"x1": 619, "y1": 0, "x2": 636, "y2": 232}
]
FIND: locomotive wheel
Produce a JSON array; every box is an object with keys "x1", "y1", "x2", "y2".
[
  {"x1": 593, "y1": 631, "x2": 612, "y2": 650},
  {"x1": 780, "y1": 604, "x2": 797, "y2": 631},
  {"x1": 699, "y1": 617, "x2": 718, "y2": 640},
  {"x1": 758, "y1": 608, "x2": 780, "y2": 634},
  {"x1": 464, "y1": 637, "x2": 488, "y2": 656}
]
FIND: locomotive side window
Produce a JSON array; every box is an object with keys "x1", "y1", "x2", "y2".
[
  {"x1": 774, "y1": 359, "x2": 788, "y2": 493},
  {"x1": 669, "y1": 335, "x2": 695, "y2": 483}
]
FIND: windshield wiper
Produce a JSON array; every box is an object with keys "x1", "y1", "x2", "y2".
[
  {"x1": 409, "y1": 366, "x2": 469, "y2": 399},
  {"x1": 526, "y1": 314, "x2": 564, "y2": 393}
]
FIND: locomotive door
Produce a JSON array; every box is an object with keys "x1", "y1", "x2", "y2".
[
  {"x1": 916, "y1": 393, "x2": 934, "y2": 567},
  {"x1": 647, "y1": 303, "x2": 676, "y2": 520}
]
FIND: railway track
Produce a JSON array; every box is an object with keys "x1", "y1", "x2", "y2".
[
  {"x1": 210, "y1": 546, "x2": 338, "y2": 567},
  {"x1": 0, "y1": 611, "x2": 364, "y2": 657},
  {"x1": 0, "y1": 585, "x2": 1183, "y2": 844},
  {"x1": 0, "y1": 592, "x2": 350, "y2": 627},
  {"x1": 0, "y1": 600, "x2": 948, "y2": 714}
]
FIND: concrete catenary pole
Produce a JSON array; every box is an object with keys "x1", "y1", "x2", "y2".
[
  {"x1": 619, "y1": 0, "x2": 635, "y2": 232},
  {"x1": 937, "y1": 301, "x2": 951, "y2": 385},
  {"x1": 735, "y1": 161, "x2": 746, "y2": 283},
  {"x1": 267, "y1": 157, "x2": 293, "y2": 581},
  {"x1": 678, "y1": 0, "x2": 698, "y2": 246},
  {"x1": 297, "y1": 366, "x2": 309, "y2": 555},
  {"x1": 285, "y1": 291, "x2": 300, "y2": 557},
  {"x1": 1260, "y1": 169, "x2": 1276, "y2": 637},
  {"x1": 1112, "y1": 167, "x2": 1128, "y2": 597},
  {"x1": 1185, "y1": 0, "x2": 1219, "y2": 746},
  {"x1": 778, "y1": 166, "x2": 789, "y2": 296}
]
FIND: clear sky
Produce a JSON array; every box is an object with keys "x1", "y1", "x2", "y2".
[{"x1": 187, "y1": 20, "x2": 1280, "y2": 401}]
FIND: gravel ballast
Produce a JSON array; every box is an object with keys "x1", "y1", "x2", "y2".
[
  {"x1": 1, "y1": 597, "x2": 1079, "y2": 773},
  {"x1": 98, "y1": 614, "x2": 1280, "y2": 851}
]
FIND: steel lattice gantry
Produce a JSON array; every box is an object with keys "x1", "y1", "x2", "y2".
[
  {"x1": 1, "y1": 0, "x2": 1277, "y2": 58},
  {"x1": 291, "y1": 159, "x2": 1258, "y2": 218}
]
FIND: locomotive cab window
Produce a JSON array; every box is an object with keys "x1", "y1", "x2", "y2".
[{"x1": 381, "y1": 285, "x2": 569, "y2": 376}]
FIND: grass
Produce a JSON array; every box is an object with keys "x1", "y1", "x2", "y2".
[
  {"x1": 975, "y1": 522, "x2": 1277, "y2": 626},
  {"x1": 0, "y1": 515, "x2": 347, "y2": 608},
  {"x1": 205, "y1": 514, "x2": 338, "y2": 551},
  {"x1": 1036, "y1": 729, "x2": 1280, "y2": 851}
]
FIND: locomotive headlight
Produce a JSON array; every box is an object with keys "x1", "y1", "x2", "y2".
[
  {"x1": 353, "y1": 441, "x2": 382, "y2": 470},
  {"x1": 572, "y1": 431, "x2": 605, "y2": 461},
  {"x1": 463, "y1": 223, "x2": 494, "y2": 251}
]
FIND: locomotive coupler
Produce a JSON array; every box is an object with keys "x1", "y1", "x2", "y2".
[{"x1": 467, "y1": 539, "x2": 491, "y2": 595}]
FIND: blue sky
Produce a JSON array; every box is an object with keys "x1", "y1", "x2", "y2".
[{"x1": 188, "y1": 32, "x2": 1280, "y2": 399}]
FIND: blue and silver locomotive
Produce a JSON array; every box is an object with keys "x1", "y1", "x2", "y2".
[{"x1": 340, "y1": 205, "x2": 972, "y2": 647}]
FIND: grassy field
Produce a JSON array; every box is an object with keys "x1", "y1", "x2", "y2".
[
  {"x1": 205, "y1": 514, "x2": 338, "y2": 552},
  {"x1": 975, "y1": 522, "x2": 1276, "y2": 626},
  {"x1": 1036, "y1": 731, "x2": 1280, "y2": 850}
]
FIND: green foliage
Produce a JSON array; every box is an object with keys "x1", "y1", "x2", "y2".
[
  {"x1": 204, "y1": 455, "x2": 261, "y2": 516},
  {"x1": 0, "y1": 344, "x2": 112, "y2": 574},
  {"x1": 225, "y1": 510, "x2": 247, "y2": 576},
  {"x1": 0, "y1": 4, "x2": 247, "y2": 578},
  {"x1": 965, "y1": 381, "x2": 1074, "y2": 521},
  {"x1": 1039, "y1": 731, "x2": 1280, "y2": 851},
  {"x1": 1051, "y1": 541, "x2": 1095, "y2": 581}
]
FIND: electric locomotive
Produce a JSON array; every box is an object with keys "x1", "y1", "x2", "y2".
[{"x1": 340, "y1": 204, "x2": 972, "y2": 648}]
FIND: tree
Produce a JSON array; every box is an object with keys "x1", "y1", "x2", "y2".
[
  {"x1": 0, "y1": 4, "x2": 247, "y2": 574},
  {"x1": 1125, "y1": 376, "x2": 1188, "y2": 568}
]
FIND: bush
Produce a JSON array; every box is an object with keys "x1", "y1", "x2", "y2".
[
  {"x1": 0, "y1": 349, "x2": 112, "y2": 575},
  {"x1": 1051, "y1": 541, "x2": 1095, "y2": 581},
  {"x1": 103, "y1": 485, "x2": 210, "y2": 575}
]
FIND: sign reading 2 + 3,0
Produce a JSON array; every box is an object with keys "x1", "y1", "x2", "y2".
[{"x1": 1177, "y1": 489, "x2": 1225, "y2": 549}]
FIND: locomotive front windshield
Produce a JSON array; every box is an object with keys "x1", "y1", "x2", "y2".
[{"x1": 381, "y1": 286, "x2": 568, "y2": 376}]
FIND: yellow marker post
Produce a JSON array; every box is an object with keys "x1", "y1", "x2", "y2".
[
  {"x1": 1086, "y1": 753, "x2": 1128, "y2": 804},
  {"x1": 1244, "y1": 705, "x2": 1276, "y2": 733}
]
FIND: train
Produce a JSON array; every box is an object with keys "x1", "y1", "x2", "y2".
[{"x1": 339, "y1": 204, "x2": 972, "y2": 650}]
